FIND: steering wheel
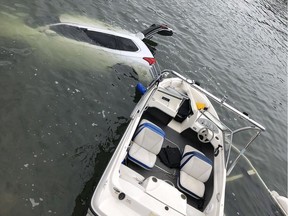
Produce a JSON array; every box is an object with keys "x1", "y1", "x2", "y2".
[{"x1": 197, "y1": 127, "x2": 214, "y2": 143}]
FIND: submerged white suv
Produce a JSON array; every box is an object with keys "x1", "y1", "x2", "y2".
[{"x1": 45, "y1": 22, "x2": 173, "y2": 78}]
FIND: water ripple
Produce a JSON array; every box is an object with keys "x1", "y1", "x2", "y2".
[
  {"x1": 0, "y1": 60, "x2": 12, "y2": 66},
  {"x1": 0, "y1": 0, "x2": 286, "y2": 215}
]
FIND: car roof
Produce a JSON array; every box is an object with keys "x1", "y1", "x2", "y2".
[{"x1": 47, "y1": 22, "x2": 153, "y2": 57}]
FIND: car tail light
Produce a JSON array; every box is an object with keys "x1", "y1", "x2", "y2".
[{"x1": 143, "y1": 57, "x2": 156, "y2": 65}]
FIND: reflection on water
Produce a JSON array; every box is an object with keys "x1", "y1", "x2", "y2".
[{"x1": 226, "y1": 147, "x2": 285, "y2": 216}]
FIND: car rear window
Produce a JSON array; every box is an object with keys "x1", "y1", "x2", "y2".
[{"x1": 49, "y1": 24, "x2": 139, "y2": 52}]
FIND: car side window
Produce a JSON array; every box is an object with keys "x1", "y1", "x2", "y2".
[
  {"x1": 49, "y1": 25, "x2": 93, "y2": 44},
  {"x1": 115, "y1": 37, "x2": 139, "y2": 52},
  {"x1": 86, "y1": 31, "x2": 138, "y2": 52},
  {"x1": 85, "y1": 31, "x2": 117, "y2": 50},
  {"x1": 49, "y1": 24, "x2": 139, "y2": 52}
]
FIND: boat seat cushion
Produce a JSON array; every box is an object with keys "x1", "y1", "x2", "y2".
[
  {"x1": 128, "y1": 142, "x2": 157, "y2": 169},
  {"x1": 178, "y1": 171, "x2": 205, "y2": 198},
  {"x1": 128, "y1": 119, "x2": 165, "y2": 169},
  {"x1": 178, "y1": 145, "x2": 212, "y2": 199},
  {"x1": 180, "y1": 145, "x2": 212, "y2": 182},
  {"x1": 133, "y1": 119, "x2": 165, "y2": 154}
]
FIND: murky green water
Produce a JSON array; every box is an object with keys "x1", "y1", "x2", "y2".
[{"x1": 0, "y1": 0, "x2": 286, "y2": 215}]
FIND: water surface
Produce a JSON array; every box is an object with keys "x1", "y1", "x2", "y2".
[{"x1": 0, "y1": 0, "x2": 287, "y2": 215}]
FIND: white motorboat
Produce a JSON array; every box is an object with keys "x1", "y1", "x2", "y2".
[{"x1": 88, "y1": 70, "x2": 266, "y2": 216}]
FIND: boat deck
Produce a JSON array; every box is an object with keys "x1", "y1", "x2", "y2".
[{"x1": 126, "y1": 107, "x2": 214, "y2": 211}]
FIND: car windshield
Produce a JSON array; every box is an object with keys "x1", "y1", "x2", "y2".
[{"x1": 49, "y1": 24, "x2": 139, "y2": 52}]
